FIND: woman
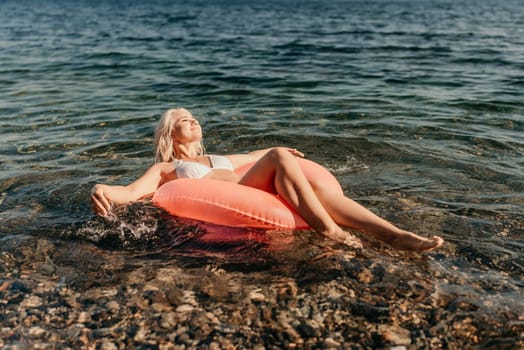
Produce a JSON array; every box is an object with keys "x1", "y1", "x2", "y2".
[{"x1": 91, "y1": 108, "x2": 444, "y2": 251}]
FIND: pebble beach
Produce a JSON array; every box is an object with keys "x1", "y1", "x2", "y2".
[{"x1": 1, "y1": 0, "x2": 523, "y2": 348}]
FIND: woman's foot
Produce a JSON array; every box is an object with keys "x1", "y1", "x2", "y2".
[{"x1": 386, "y1": 231, "x2": 444, "y2": 252}]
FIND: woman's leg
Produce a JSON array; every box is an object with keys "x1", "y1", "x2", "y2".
[
  {"x1": 239, "y1": 148, "x2": 361, "y2": 247},
  {"x1": 309, "y1": 182, "x2": 444, "y2": 251}
]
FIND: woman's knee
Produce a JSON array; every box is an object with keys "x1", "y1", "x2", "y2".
[
  {"x1": 270, "y1": 148, "x2": 301, "y2": 172},
  {"x1": 267, "y1": 147, "x2": 295, "y2": 164}
]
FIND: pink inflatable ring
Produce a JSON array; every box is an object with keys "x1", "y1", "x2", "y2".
[{"x1": 152, "y1": 158, "x2": 342, "y2": 230}]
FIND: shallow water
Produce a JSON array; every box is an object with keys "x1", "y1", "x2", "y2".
[{"x1": 1, "y1": 0, "x2": 523, "y2": 348}]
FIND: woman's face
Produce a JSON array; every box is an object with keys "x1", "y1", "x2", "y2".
[{"x1": 171, "y1": 109, "x2": 202, "y2": 143}]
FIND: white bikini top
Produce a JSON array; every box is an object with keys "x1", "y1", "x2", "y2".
[{"x1": 174, "y1": 155, "x2": 234, "y2": 179}]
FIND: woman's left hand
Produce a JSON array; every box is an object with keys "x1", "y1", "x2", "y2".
[{"x1": 288, "y1": 148, "x2": 304, "y2": 157}]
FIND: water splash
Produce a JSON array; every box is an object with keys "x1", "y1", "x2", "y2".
[{"x1": 75, "y1": 201, "x2": 168, "y2": 250}]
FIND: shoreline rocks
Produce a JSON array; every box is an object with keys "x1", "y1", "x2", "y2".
[{"x1": 0, "y1": 237, "x2": 522, "y2": 349}]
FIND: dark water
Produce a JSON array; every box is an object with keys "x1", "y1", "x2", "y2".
[{"x1": 1, "y1": 0, "x2": 523, "y2": 348}]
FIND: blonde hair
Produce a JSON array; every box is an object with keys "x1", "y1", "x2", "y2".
[{"x1": 154, "y1": 108, "x2": 204, "y2": 163}]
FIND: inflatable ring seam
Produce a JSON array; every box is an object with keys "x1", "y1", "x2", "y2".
[{"x1": 169, "y1": 192, "x2": 295, "y2": 229}]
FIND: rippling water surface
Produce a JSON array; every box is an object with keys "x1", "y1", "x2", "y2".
[{"x1": 1, "y1": 0, "x2": 523, "y2": 348}]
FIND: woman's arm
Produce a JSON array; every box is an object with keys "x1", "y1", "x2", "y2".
[
  {"x1": 227, "y1": 147, "x2": 304, "y2": 169},
  {"x1": 91, "y1": 161, "x2": 175, "y2": 216}
]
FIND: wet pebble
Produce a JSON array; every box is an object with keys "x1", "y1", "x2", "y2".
[
  {"x1": 20, "y1": 295, "x2": 43, "y2": 308},
  {"x1": 29, "y1": 326, "x2": 46, "y2": 338},
  {"x1": 77, "y1": 311, "x2": 91, "y2": 324},
  {"x1": 105, "y1": 300, "x2": 120, "y2": 312},
  {"x1": 133, "y1": 327, "x2": 149, "y2": 343},
  {"x1": 379, "y1": 324, "x2": 411, "y2": 346},
  {"x1": 323, "y1": 337, "x2": 341, "y2": 348},
  {"x1": 176, "y1": 304, "x2": 194, "y2": 313},
  {"x1": 100, "y1": 341, "x2": 118, "y2": 350},
  {"x1": 38, "y1": 261, "x2": 56, "y2": 276},
  {"x1": 209, "y1": 342, "x2": 221, "y2": 350},
  {"x1": 160, "y1": 312, "x2": 177, "y2": 329},
  {"x1": 249, "y1": 289, "x2": 266, "y2": 302}
]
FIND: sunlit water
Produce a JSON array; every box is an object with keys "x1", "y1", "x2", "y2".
[{"x1": 1, "y1": 0, "x2": 523, "y2": 347}]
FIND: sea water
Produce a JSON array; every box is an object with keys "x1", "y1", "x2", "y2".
[{"x1": 1, "y1": 0, "x2": 523, "y2": 348}]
